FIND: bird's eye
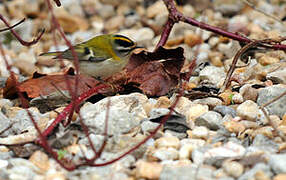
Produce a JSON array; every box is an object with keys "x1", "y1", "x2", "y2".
[
  {"x1": 114, "y1": 35, "x2": 135, "y2": 48},
  {"x1": 84, "y1": 47, "x2": 90, "y2": 55}
]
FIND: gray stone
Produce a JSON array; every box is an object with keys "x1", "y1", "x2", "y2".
[
  {"x1": 203, "y1": 142, "x2": 245, "y2": 166},
  {"x1": 97, "y1": 4, "x2": 115, "y2": 19},
  {"x1": 124, "y1": 14, "x2": 140, "y2": 27},
  {"x1": 0, "y1": 107, "x2": 48, "y2": 145},
  {"x1": 213, "y1": 0, "x2": 244, "y2": 16},
  {"x1": 10, "y1": 108, "x2": 45, "y2": 135},
  {"x1": 180, "y1": 138, "x2": 206, "y2": 147},
  {"x1": 8, "y1": 158, "x2": 40, "y2": 179},
  {"x1": 232, "y1": 93, "x2": 243, "y2": 104},
  {"x1": 6, "y1": 166, "x2": 37, "y2": 180},
  {"x1": 195, "y1": 111, "x2": 223, "y2": 130},
  {"x1": 269, "y1": 154, "x2": 286, "y2": 174},
  {"x1": 239, "y1": 146, "x2": 267, "y2": 166},
  {"x1": 252, "y1": 134, "x2": 278, "y2": 153},
  {"x1": 0, "y1": 151, "x2": 14, "y2": 160},
  {"x1": 213, "y1": 169, "x2": 234, "y2": 180},
  {"x1": 238, "y1": 163, "x2": 272, "y2": 180},
  {"x1": 239, "y1": 84, "x2": 258, "y2": 102},
  {"x1": 80, "y1": 93, "x2": 148, "y2": 135},
  {"x1": 257, "y1": 85, "x2": 286, "y2": 118},
  {"x1": 193, "y1": 97, "x2": 223, "y2": 109},
  {"x1": 266, "y1": 67, "x2": 286, "y2": 84},
  {"x1": 217, "y1": 177, "x2": 235, "y2": 180},
  {"x1": 30, "y1": 90, "x2": 71, "y2": 113},
  {"x1": 160, "y1": 164, "x2": 214, "y2": 180},
  {"x1": 0, "y1": 169, "x2": 8, "y2": 180},
  {"x1": 140, "y1": 120, "x2": 159, "y2": 134},
  {"x1": 68, "y1": 153, "x2": 135, "y2": 180},
  {"x1": 0, "y1": 77, "x2": 7, "y2": 88},
  {"x1": 218, "y1": 41, "x2": 241, "y2": 59},
  {"x1": 0, "y1": 99, "x2": 13, "y2": 108},
  {"x1": 149, "y1": 108, "x2": 170, "y2": 118},
  {"x1": 237, "y1": 100, "x2": 259, "y2": 121},
  {"x1": 222, "y1": 161, "x2": 244, "y2": 178},
  {"x1": 199, "y1": 66, "x2": 226, "y2": 87},
  {"x1": 164, "y1": 130, "x2": 187, "y2": 139},
  {"x1": 78, "y1": 134, "x2": 105, "y2": 152},
  {"x1": 152, "y1": 148, "x2": 179, "y2": 161},
  {"x1": 214, "y1": 105, "x2": 237, "y2": 117},
  {"x1": 0, "y1": 111, "x2": 11, "y2": 137},
  {"x1": 192, "y1": 148, "x2": 207, "y2": 165}
]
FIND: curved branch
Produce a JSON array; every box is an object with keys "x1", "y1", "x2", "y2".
[
  {"x1": 38, "y1": 84, "x2": 110, "y2": 139},
  {"x1": 0, "y1": 18, "x2": 25, "y2": 33},
  {"x1": 0, "y1": 15, "x2": 44, "y2": 46},
  {"x1": 158, "y1": 0, "x2": 286, "y2": 50}
]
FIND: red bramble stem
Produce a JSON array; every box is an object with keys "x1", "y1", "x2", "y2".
[{"x1": 157, "y1": 0, "x2": 286, "y2": 50}]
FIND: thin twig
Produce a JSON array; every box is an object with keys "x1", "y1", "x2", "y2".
[
  {"x1": 45, "y1": 0, "x2": 80, "y2": 126},
  {"x1": 260, "y1": 90, "x2": 286, "y2": 141},
  {"x1": 82, "y1": 92, "x2": 183, "y2": 167},
  {"x1": 261, "y1": 90, "x2": 286, "y2": 109},
  {"x1": 219, "y1": 38, "x2": 285, "y2": 93},
  {"x1": 0, "y1": 15, "x2": 44, "y2": 46},
  {"x1": 158, "y1": 0, "x2": 286, "y2": 50},
  {"x1": 219, "y1": 40, "x2": 260, "y2": 93},
  {"x1": 0, "y1": 18, "x2": 25, "y2": 33},
  {"x1": 0, "y1": 122, "x2": 14, "y2": 135},
  {"x1": 38, "y1": 84, "x2": 109, "y2": 138}
]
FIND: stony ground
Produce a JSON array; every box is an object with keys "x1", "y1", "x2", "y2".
[{"x1": 0, "y1": 0, "x2": 286, "y2": 180}]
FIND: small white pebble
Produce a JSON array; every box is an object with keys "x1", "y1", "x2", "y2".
[{"x1": 222, "y1": 161, "x2": 244, "y2": 178}]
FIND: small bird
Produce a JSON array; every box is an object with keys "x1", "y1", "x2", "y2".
[{"x1": 40, "y1": 34, "x2": 141, "y2": 78}]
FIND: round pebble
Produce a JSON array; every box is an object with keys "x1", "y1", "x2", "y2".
[
  {"x1": 237, "y1": 100, "x2": 259, "y2": 121},
  {"x1": 222, "y1": 161, "x2": 244, "y2": 178},
  {"x1": 190, "y1": 126, "x2": 209, "y2": 139},
  {"x1": 155, "y1": 136, "x2": 180, "y2": 149}
]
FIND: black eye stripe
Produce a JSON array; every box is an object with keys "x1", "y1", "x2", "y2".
[
  {"x1": 114, "y1": 38, "x2": 135, "y2": 47},
  {"x1": 118, "y1": 49, "x2": 132, "y2": 53},
  {"x1": 84, "y1": 47, "x2": 90, "y2": 55}
]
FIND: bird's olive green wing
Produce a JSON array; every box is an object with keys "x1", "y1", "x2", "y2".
[{"x1": 56, "y1": 44, "x2": 112, "y2": 62}]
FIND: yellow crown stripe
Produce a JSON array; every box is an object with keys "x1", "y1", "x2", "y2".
[{"x1": 114, "y1": 37, "x2": 132, "y2": 43}]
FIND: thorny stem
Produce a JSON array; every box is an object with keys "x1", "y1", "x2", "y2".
[
  {"x1": 156, "y1": 19, "x2": 175, "y2": 49},
  {"x1": 81, "y1": 93, "x2": 182, "y2": 167},
  {"x1": 33, "y1": 0, "x2": 286, "y2": 170},
  {"x1": 38, "y1": 84, "x2": 109, "y2": 138},
  {"x1": 0, "y1": 15, "x2": 44, "y2": 46},
  {"x1": 0, "y1": 42, "x2": 75, "y2": 169},
  {"x1": 158, "y1": 0, "x2": 286, "y2": 50},
  {"x1": 44, "y1": 0, "x2": 102, "y2": 157},
  {"x1": 45, "y1": 0, "x2": 80, "y2": 125}
]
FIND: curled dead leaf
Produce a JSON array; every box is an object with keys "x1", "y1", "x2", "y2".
[
  {"x1": 3, "y1": 71, "x2": 99, "y2": 99},
  {"x1": 125, "y1": 46, "x2": 185, "y2": 96}
]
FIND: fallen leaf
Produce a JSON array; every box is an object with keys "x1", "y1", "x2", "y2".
[
  {"x1": 125, "y1": 46, "x2": 185, "y2": 96},
  {"x1": 3, "y1": 71, "x2": 100, "y2": 99}
]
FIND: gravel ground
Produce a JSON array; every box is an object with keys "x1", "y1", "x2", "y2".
[{"x1": 0, "y1": 0, "x2": 286, "y2": 179}]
